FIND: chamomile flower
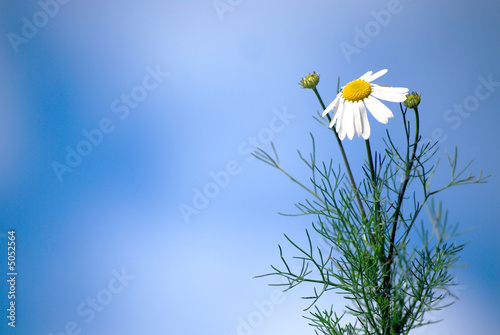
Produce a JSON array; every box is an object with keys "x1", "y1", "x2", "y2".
[{"x1": 322, "y1": 69, "x2": 408, "y2": 140}]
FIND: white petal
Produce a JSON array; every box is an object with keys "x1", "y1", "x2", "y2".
[
  {"x1": 372, "y1": 84, "x2": 409, "y2": 94},
  {"x1": 353, "y1": 102, "x2": 363, "y2": 138},
  {"x1": 345, "y1": 102, "x2": 355, "y2": 140},
  {"x1": 336, "y1": 100, "x2": 347, "y2": 139},
  {"x1": 323, "y1": 94, "x2": 341, "y2": 117},
  {"x1": 366, "y1": 69, "x2": 388, "y2": 82},
  {"x1": 333, "y1": 98, "x2": 345, "y2": 128},
  {"x1": 358, "y1": 101, "x2": 371, "y2": 139},
  {"x1": 338, "y1": 129, "x2": 347, "y2": 140},
  {"x1": 329, "y1": 115, "x2": 336, "y2": 128},
  {"x1": 364, "y1": 96, "x2": 394, "y2": 124},
  {"x1": 358, "y1": 71, "x2": 373, "y2": 81},
  {"x1": 371, "y1": 89, "x2": 408, "y2": 103},
  {"x1": 336, "y1": 118, "x2": 346, "y2": 139},
  {"x1": 336, "y1": 102, "x2": 346, "y2": 135}
]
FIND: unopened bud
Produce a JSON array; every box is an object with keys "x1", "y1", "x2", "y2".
[
  {"x1": 298, "y1": 72, "x2": 320, "y2": 89},
  {"x1": 404, "y1": 91, "x2": 421, "y2": 109}
]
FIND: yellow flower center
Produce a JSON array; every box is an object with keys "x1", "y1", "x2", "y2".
[{"x1": 342, "y1": 79, "x2": 372, "y2": 102}]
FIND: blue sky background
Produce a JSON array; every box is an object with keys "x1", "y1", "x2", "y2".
[{"x1": 1, "y1": 0, "x2": 499, "y2": 334}]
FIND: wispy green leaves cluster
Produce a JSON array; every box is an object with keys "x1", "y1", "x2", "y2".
[{"x1": 255, "y1": 99, "x2": 488, "y2": 334}]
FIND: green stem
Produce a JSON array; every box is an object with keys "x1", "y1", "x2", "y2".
[
  {"x1": 365, "y1": 139, "x2": 382, "y2": 249},
  {"x1": 312, "y1": 87, "x2": 367, "y2": 221},
  {"x1": 366, "y1": 138, "x2": 389, "y2": 333},
  {"x1": 382, "y1": 106, "x2": 420, "y2": 334},
  {"x1": 312, "y1": 87, "x2": 327, "y2": 112},
  {"x1": 388, "y1": 106, "x2": 420, "y2": 260},
  {"x1": 365, "y1": 139, "x2": 376, "y2": 182}
]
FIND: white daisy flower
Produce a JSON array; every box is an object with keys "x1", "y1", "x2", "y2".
[{"x1": 322, "y1": 69, "x2": 409, "y2": 140}]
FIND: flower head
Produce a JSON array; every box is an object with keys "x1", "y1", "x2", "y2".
[
  {"x1": 299, "y1": 72, "x2": 320, "y2": 89},
  {"x1": 404, "y1": 91, "x2": 421, "y2": 109},
  {"x1": 322, "y1": 69, "x2": 408, "y2": 140}
]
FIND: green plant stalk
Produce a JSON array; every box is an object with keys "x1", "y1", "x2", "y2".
[
  {"x1": 312, "y1": 87, "x2": 367, "y2": 221},
  {"x1": 388, "y1": 106, "x2": 420, "y2": 258},
  {"x1": 365, "y1": 139, "x2": 382, "y2": 246},
  {"x1": 365, "y1": 138, "x2": 389, "y2": 332},
  {"x1": 382, "y1": 106, "x2": 420, "y2": 334}
]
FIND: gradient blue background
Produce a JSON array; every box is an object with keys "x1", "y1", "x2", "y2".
[{"x1": 1, "y1": 0, "x2": 499, "y2": 334}]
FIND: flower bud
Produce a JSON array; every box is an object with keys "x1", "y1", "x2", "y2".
[
  {"x1": 404, "y1": 91, "x2": 421, "y2": 109},
  {"x1": 298, "y1": 72, "x2": 320, "y2": 89}
]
